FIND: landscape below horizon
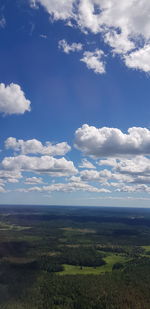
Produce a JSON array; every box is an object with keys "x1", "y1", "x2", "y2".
[{"x1": 0, "y1": 204, "x2": 150, "y2": 308}]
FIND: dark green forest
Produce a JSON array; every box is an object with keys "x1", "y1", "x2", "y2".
[{"x1": 1, "y1": 205, "x2": 150, "y2": 308}]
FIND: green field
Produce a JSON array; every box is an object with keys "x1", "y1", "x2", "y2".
[
  {"x1": 142, "y1": 245, "x2": 150, "y2": 252},
  {"x1": 58, "y1": 254, "x2": 130, "y2": 275}
]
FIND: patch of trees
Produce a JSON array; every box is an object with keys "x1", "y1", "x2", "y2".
[
  {"x1": 112, "y1": 263, "x2": 124, "y2": 271},
  {"x1": 37, "y1": 255, "x2": 64, "y2": 273},
  {"x1": 97, "y1": 246, "x2": 125, "y2": 254},
  {"x1": 0, "y1": 241, "x2": 29, "y2": 258},
  {"x1": 58, "y1": 247, "x2": 106, "y2": 267},
  {"x1": 30, "y1": 247, "x2": 106, "y2": 272},
  {"x1": 113, "y1": 229, "x2": 139, "y2": 236}
]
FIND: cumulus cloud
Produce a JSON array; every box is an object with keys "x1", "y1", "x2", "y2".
[
  {"x1": 99, "y1": 158, "x2": 118, "y2": 167},
  {"x1": 1, "y1": 155, "x2": 77, "y2": 177},
  {"x1": 24, "y1": 177, "x2": 44, "y2": 184},
  {"x1": 80, "y1": 169, "x2": 101, "y2": 181},
  {"x1": 3, "y1": 124, "x2": 150, "y2": 194},
  {"x1": 114, "y1": 156, "x2": 150, "y2": 186},
  {"x1": 116, "y1": 184, "x2": 150, "y2": 194},
  {"x1": 79, "y1": 158, "x2": 96, "y2": 169},
  {"x1": 18, "y1": 181, "x2": 110, "y2": 193},
  {"x1": 0, "y1": 170, "x2": 21, "y2": 192},
  {"x1": 0, "y1": 83, "x2": 31, "y2": 115},
  {"x1": 0, "y1": 170, "x2": 22, "y2": 182},
  {"x1": 74, "y1": 125, "x2": 150, "y2": 192},
  {"x1": 96, "y1": 156, "x2": 150, "y2": 188},
  {"x1": 75, "y1": 125, "x2": 150, "y2": 157},
  {"x1": 99, "y1": 156, "x2": 150, "y2": 181},
  {"x1": 7, "y1": 178, "x2": 19, "y2": 183},
  {"x1": 30, "y1": 0, "x2": 74, "y2": 20},
  {"x1": 31, "y1": 0, "x2": 150, "y2": 73},
  {"x1": 115, "y1": 156, "x2": 150, "y2": 175},
  {"x1": 5, "y1": 137, "x2": 71, "y2": 156},
  {"x1": 80, "y1": 169, "x2": 132, "y2": 184},
  {"x1": 81, "y1": 50, "x2": 105, "y2": 74},
  {"x1": 32, "y1": 0, "x2": 150, "y2": 38},
  {"x1": 104, "y1": 30, "x2": 134, "y2": 55},
  {"x1": 124, "y1": 45, "x2": 150, "y2": 72},
  {"x1": 69, "y1": 176, "x2": 82, "y2": 182},
  {"x1": 58, "y1": 39, "x2": 83, "y2": 54}
]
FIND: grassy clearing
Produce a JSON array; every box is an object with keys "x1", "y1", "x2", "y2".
[
  {"x1": 142, "y1": 245, "x2": 150, "y2": 252},
  {"x1": 58, "y1": 254, "x2": 129, "y2": 275},
  {"x1": 141, "y1": 246, "x2": 150, "y2": 258},
  {"x1": 0, "y1": 222, "x2": 31, "y2": 231},
  {"x1": 60, "y1": 227, "x2": 96, "y2": 234}
]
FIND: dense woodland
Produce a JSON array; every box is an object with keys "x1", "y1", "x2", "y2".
[{"x1": 0, "y1": 205, "x2": 150, "y2": 308}]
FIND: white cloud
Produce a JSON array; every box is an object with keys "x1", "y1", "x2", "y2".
[
  {"x1": 69, "y1": 176, "x2": 81, "y2": 182},
  {"x1": 104, "y1": 30, "x2": 134, "y2": 55},
  {"x1": 0, "y1": 170, "x2": 22, "y2": 182},
  {"x1": 124, "y1": 45, "x2": 150, "y2": 72},
  {"x1": 75, "y1": 125, "x2": 150, "y2": 157},
  {"x1": 80, "y1": 168, "x2": 132, "y2": 184},
  {"x1": 90, "y1": 155, "x2": 150, "y2": 188},
  {"x1": 99, "y1": 156, "x2": 150, "y2": 184},
  {"x1": 38, "y1": 0, "x2": 150, "y2": 37},
  {"x1": 116, "y1": 184, "x2": 150, "y2": 194},
  {"x1": 74, "y1": 124, "x2": 150, "y2": 191},
  {"x1": 1, "y1": 155, "x2": 77, "y2": 177},
  {"x1": 0, "y1": 83, "x2": 31, "y2": 115},
  {"x1": 99, "y1": 158, "x2": 118, "y2": 167},
  {"x1": 80, "y1": 169, "x2": 101, "y2": 181},
  {"x1": 5, "y1": 137, "x2": 71, "y2": 156},
  {"x1": 131, "y1": 176, "x2": 150, "y2": 185},
  {"x1": 25, "y1": 177, "x2": 44, "y2": 184},
  {"x1": 18, "y1": 181, "x2": 110, "y2": 193},
  {"x1": 79, "y1": 158, "x2": 96, "y2": 169},
  {"x1": 30, "y1": 0, "x2": 75, "y2": 20},
  {"x1": 58, "y1": 39, "x2": 83, "y2": 54},
  {"x1": 115, "y1": 156, "x2": 150, "y2": 175},
  {"x1": 114, "y1": 156, "x2": 150, "y2": 186},
  {"x1": 81, "y1": 50, "x2": 105, "y2": 74},
  {"x1": 7, "y1": 178, "x2": 19, "y2": 183},
  {"x1": 31, "y1": 0, "x2": 150, "y2": 73},
  {"x1": 0, "y1": 177, "x2": 15, "y2": 191}
]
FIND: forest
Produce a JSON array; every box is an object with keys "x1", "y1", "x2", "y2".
[{"x1": 0, "y1": 205, "x2": 150, "y2": 308}]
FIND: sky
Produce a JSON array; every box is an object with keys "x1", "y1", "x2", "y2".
[{"x1": 1, "y1": 0, "x2": 150, "y2": 207}]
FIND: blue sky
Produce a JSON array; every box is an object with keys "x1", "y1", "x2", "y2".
[{"x1": 1, "y1": 0, "x2": 150, "y2": 206}]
